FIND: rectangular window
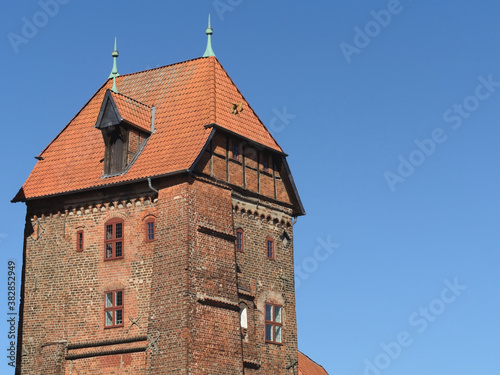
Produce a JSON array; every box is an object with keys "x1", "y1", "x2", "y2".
[
  {"x1": 232, "y1": 143, "x2": 239, "y2": 160},
  {"x1": 236, "y1": 229, "x2": 243, "y2": 252},
  {"x1": 105, "y1": 220, "x2": 124, "y2": 260},
  {"x1": 266, "y1": 237, "x2": 274, "y2": 259},
  {"x1": 104, "y1": 290, "x2": 123, "y2": 328},
  {"x1": 265, "y1": 303, "x2": 282, "y2": 344},
  {"x1": 146, "y1": 220, "x2": 155, "y2": 242},
  {"x1": 76, "y1": 230, "x2": 84, "y2": 251},
  {"x1": 262, "y1": 154, "x2": 269, "y2": 172}
]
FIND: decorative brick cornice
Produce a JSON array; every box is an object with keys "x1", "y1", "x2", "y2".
[
  {"x1": 243, "y1": 358, "x2": 261, "y2": 369},
  {"x1": 65, "y1": 336, "x2": 149, "y2": 361},
  {"x1": 197, "y1": 225, "x2": 236, "y2": 242},
  {"x1": 196, "y1": 292, "x2": 239, "y2": 311},
  {"x1": 66, "y1": 336, "x2": 148, "y2": 350},
  {"x1": 66, "y1": 346, "x2": 148, "y2": 361},
  {"x1": 30, "y1": 197, "x2": 158, "y2": 221},
  {"x1": 237, "y1": 287, "x2": 255, "y2": 299},
  {"x1": 232, "y1": 197, "x2": 293, "y2": 228}
]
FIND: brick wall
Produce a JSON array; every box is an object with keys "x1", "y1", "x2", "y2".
[
  {"x1": 232, "y1": 199, "x2": 298, "y2": 374},
  {"x1": 18, "y1": 130, "x2": 300, "y2": 374},
  {"x1": 18, "y1": 187, "x2": 157, "y2": 374}
]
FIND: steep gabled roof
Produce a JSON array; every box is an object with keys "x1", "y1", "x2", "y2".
[
  {"x1": 13, "y1": 56, "x2": 290, "y2": 202},
  {"x1": 298, "y1": 351, "x2": 329, "y2": 375}
]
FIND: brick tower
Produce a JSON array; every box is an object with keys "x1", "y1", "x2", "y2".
[{"x1": 13, "y1": 23, "x2": 309, "y2": 375}]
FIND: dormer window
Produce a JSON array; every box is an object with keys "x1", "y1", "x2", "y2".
[
  {"x1": 102, "y1": 125, "x2": 127, "y2": 175},
  {"x1": 95, "y1": 90, "x2": 153, "y2": 176}
]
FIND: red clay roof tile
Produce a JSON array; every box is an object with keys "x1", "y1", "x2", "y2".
[
  {"x1": 15, "y1": 56, "x2": 283, "y2": 200},
  {"x1": 298, "y1": 351, "x2": 329, "y2": 375},
  {"x1": 109, "y1": 91, "x2": 151, "y2": 133}
]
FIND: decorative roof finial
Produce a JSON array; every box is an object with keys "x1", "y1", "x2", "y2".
[
  {"x1": 203, "y1": 14, "x2": 215, "y2": 57},
  {"x1": 109, "y1": 37, "x2": 119, "y2": 93}
]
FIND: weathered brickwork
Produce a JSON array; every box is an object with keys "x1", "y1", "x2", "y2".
[
  {"x1": 232, "y1": 199, "x2": 298, "y2": 374},
  {"x1": 18, "y1": 125, "x2": 301, "y2": 374},
  {"x1": 19, "y1": 189, "x2": 157, "y2": 374}
]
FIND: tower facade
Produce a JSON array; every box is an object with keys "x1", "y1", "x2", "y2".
[{"x1": 13, "y1": 46, "x2": 305, "y2": 374}]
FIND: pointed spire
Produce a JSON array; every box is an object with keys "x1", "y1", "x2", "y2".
[
  {"x1": 108, "y1": 37, "x2": 119, "y2": 93},
  {"x1": 203, "y1": 14, "x2": 215, "y2": 57}
]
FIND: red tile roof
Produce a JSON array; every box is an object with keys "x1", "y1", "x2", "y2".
[
  {"x1": 298, "y1": 351, "x2": 329, "y2": 375},
  {"x1": 109, "y1": 91, "x2": 151, "y2": 133},
  {"x1": 14, "y1": 56, "x2": 283, "y2": 201}
]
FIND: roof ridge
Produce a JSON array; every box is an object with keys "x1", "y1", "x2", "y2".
[
  {"x1": 114, "y1": 56, "x2": 208, "y2": 80},
  {"x1": 214, "y1": 59, "x2": 284, "y2": 153},
  {"x1": 210, "y1": 56, "x2": 216, "y2": 124}
]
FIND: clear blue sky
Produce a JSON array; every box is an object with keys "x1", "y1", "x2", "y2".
[{"x1": 1, "y1": 1, "x2": 499, "y2": 374}]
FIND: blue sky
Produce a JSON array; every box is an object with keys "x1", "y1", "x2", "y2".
[{"x1": 1, "y1": 1, "x2": 499, "y2": 374}]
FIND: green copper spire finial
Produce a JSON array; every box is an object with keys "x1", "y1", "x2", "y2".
[
  {"x1": 109, "y1": 37, "x2": 119, "y2": 93},
  {"x1": 203, "y1": 14, "x2": 215, "y2": 57}
]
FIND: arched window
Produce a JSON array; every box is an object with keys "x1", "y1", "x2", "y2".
[
  {"x1": 145, "y1": 218, "x2": 155, "y2": 242},
  {"x1": 236, "y1": 228, "x2": 244, "y2": 252},
  {"x1": 76, "y1": 230, "x2": 84, "y2": 251},
  {"x1": 240, "y1": 303, "x2": 248, "y2": 330},
  {"x1": 105, "y1": 218, "x2": 124, "y2": 260}
]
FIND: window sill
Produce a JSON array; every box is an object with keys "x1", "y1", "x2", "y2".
[{"x1": 104, "y1": 256, "x2": 124, "y2": 261}]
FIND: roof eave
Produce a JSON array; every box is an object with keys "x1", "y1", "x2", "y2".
[
  {"x1": 12, "y1": 170, "x2": 190, "y2": 203},
  {"x1": 281, "y1": 156, "x2": 306, "y2": 216}
]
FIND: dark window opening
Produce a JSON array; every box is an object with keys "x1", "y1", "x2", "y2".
[
  {"x1": 76, "y1": 230, "x2": 84, "y2": 251},
  {"x1": 236, "y1": 229, "x2": 244, "y2": 252},
  {"x1": 232, "y1": 143, "x2": 240, "y2": 160},
  {"x1": 262, "y1": 154, "x2": 269, "y2": 172},
  {"x1": 102, "y1": 125, "x2": 128, "y2": 175},
  {"x1": 266, "y1": 237, "x2": 275, "y2": 260}
]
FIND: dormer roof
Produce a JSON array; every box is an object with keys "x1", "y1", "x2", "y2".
[{"x1": 95, "y1": 90, "x2": 152, "y2": 134}]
